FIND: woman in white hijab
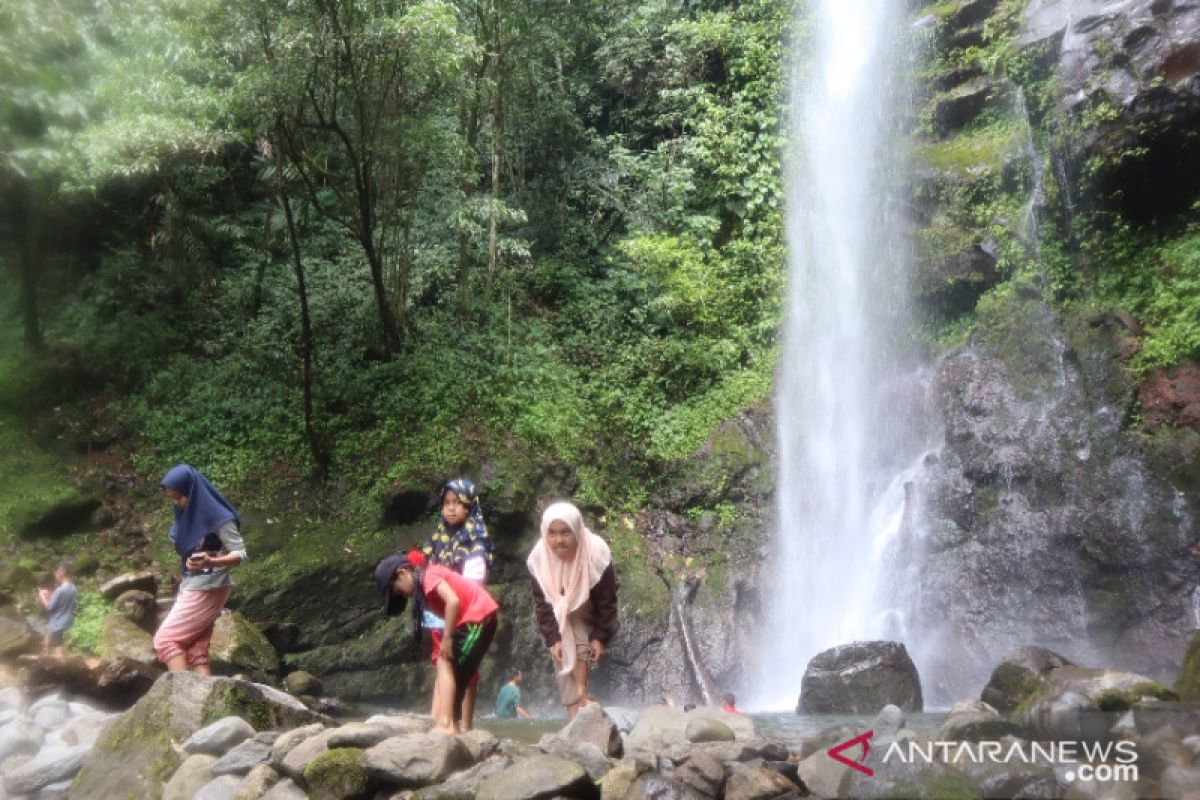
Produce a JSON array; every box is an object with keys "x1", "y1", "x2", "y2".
[{"x1": 527, "y1": 502, "x2": 619, "y2": 718}]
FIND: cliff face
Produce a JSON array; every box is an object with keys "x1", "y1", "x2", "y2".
[{"x1": 896, "y1": 0, "x2": 1200, "y2": 702}]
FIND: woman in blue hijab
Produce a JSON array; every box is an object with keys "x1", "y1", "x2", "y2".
[{"x1": 153, "y1": 464, "x2": 247, "y2": 674}]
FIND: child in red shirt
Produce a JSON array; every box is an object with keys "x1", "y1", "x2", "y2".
[{"x1": 375, "y1": 550, "x2": 499, "y2": 733}]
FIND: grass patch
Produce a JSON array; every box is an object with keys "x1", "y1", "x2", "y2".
[{"x1": 0, "y1": 318, "x2": 81, "y2": 542}]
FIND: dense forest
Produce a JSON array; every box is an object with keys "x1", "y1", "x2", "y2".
[
  {"x1": 3, "y1": 0, "x2": 1199, "y2": 708},
  {"x1": 1, "y1": 0, "x2": 786, "y2": 507}
]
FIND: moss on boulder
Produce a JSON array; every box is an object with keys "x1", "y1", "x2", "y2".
[
  {"x1": 71, "y1": 672, "x2": 324, "y2": 800},
  {"x1": 210, "y1": 610, "x2": 280, "y2": 683},
  {"x1": 303, "y1": 747, "x2": 370, "y2": 800},
  {"x1": 1175, "y1": 630, "x2": 1200, "y2": 701},
  {"x1": 97, "y1": 611, "x2": 156, "y2": 664}
]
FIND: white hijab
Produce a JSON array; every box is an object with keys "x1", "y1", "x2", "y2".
[{"x1": 526, "y1": 502, "x2": 612, "y2": 676}]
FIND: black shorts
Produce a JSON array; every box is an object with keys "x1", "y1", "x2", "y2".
[{"x1": 448, "y1": 613, "x2": 498, "y2": 692}]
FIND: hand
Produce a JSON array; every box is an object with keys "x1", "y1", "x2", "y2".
[
  {"x1": 589, "y1": 639, "x2": 604, "y2": 665},
  {"x1": 188, "y1": 553, "x2": 209, "y2": 568},
  {"x1": 1191, "y1": 541, "x2": 1200, "y2": 557},
  {"x1": 439, "y1": 643, "x2": 454, "y2": 663},
  {"x1": 550, "y1": 641, "x2": 563, "y2": 666}
]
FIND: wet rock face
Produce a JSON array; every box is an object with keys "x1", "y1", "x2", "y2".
[
  {"x1": 907, "y1": 295, "x2": 1200, "y2": 702},
  {"x1": 797, "y1": 641, "x2": 923, "y2": 714},
  {"x1": 1140, "y1": 359, "x2": 1200, "y2": 433},
  {"x1": 1022, "y1": 0, "x2": 1200, "y2": 220}
]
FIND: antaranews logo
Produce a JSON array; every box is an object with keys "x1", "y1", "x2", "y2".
[
  {"x1": 826, "y1": 731, "x2": 1140, "y2": 784},
  {"x1": 827, "y1": 730, "x2": 875, "y2": 776}
]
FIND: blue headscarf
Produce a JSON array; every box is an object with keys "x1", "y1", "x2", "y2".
[
  {"x1": 161, "y1": 464, "x2": 240, "y2": 559},
  {"x1": 420, "y1": 478, "x2": 495, "y2": 577}
]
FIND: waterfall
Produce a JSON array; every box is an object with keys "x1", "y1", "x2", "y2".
[{"x1": 753, "y1": 0, "x2": 931, "y2": 709}]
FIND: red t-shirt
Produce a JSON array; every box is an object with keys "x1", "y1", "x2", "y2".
[{"x1": 422, "y1": 565, "x2": 498, "y2": 627}]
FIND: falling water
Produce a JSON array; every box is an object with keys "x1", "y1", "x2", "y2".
[{"x1": 754, "y1": 0, "x2": 931, "y2": 708}]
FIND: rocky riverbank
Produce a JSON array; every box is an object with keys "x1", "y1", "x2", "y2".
[{"x1": 4, "y1": 634, "x2": 1200, "y2": 798}]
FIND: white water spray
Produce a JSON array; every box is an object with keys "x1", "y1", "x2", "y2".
[{"x1": 754, "y1": 0, "x2": 931, "y2": 709}]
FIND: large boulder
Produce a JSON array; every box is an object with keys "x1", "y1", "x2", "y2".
[
  {"x1": 724, "y1": 761, "x2": 803, "y2": 800},
  {"x1": 840, "y1": 748, "x2": 980, "y2": 800},
  {"x1": 282, "y1": 670, "x2": 322, "y2": 697},
  {"x1": 0, "y1": 616, "x2": 38, "y2": 657},
  {"x1": 628, "y1": 705, "x2": 754, "y2": 752},
  {"x1": 21, "y1": 654, "x2": 162, "y2": 706},
  {"x1": 98, "y1": 612, "x2": 157, "y2": 664},
  {"x1": 303, "y1": 747, "x2": 371, "y2": 800},
  {"x1": 558, "y1": 703, "x2": 623, "y2": 757},
  {"x1": 685, "y1": 717, "x2": 735, "y2": 744},
  {"x1": 937, "y1": 699, "x2": 1026, "y2": 741},
  {"x1": 476, "y1": 754, "x2": 598, "y2": 800},
  {"x1": 0, "y1": 714, "x2": 44, "y2": 761},
  {"x1": 162, "y1": 753, "x2": 218, "y2": 800},
  {"x1": 182, "y1": 716, "x2": 256, "y2": 756},
  {"x1": 99, "y1": 570, "x2": 159, "y2": 602},
  {"x1": 1175, "y1": 629, "x2": 1200, "y2": 701},
  {"x1": 538, "y1": 734, "x2": 612, "y2": 781},
  {"x1": 1021, "y1": 666, "x2": 1177, "y2": 742},
  {"x1": 798, "y1": 641, "x2": 923, "y2": 713},
  {"x1": 2, "y1": 744, "x2": 90, "y2": 795},
  {"x1": 358, "y1": 733, "x2": 472, "y2": 788},
  {"x1": 209, "y1": 611, "x2": 280, "y2": 683},
  {"x1": 980, "y1": 645, "x2": 1074, "y2": 715},
  {"x1": 410, "y1": 755, "x2": 513, "y2": 800},
  {"x1": 72, "y1": 672, "x2": 325, "y2": 800},
  {"x1": 114, "y1": 590, "x2": 158, "y2": 632}
]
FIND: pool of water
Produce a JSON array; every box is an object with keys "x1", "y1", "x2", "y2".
[{"x1": 453, "y1": 711, "x2": 949, "y2": 747}]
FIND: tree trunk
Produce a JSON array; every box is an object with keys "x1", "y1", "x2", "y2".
[
  {"x1": 488, "y1": 0, "x2": 504, "y2": 288},
  {"x1": 13, "y1": 182, "x2": 43, "y2": 351},
  {"x1": 251, "y1": 202, "x2": 274, "y2": 314},
  {"x1": 274, "y1": 133, "x2": 330, "y2": 479}
]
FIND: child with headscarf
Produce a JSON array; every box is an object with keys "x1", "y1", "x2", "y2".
[
  {"x1": 154, "y1": 464, "x2": 246, "y2": 674},
  {"x1": 527, "y1": 502, "x2": 618, "y2": 718},
  {"x1": 419, "y1": 478, "x2": 495, "y2": 729}
]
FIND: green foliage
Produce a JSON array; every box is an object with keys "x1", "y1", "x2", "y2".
[
  {"x1": 64, "y1": 591, "x2": 112, "y2": 655},
  {"x1": 0, "y1": 0, "x2": 789, "y2": 534},
  {"x1": 1091, "y1": 215, "x2": 1200, "y2": 373}
]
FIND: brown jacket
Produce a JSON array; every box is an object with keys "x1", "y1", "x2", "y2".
[{"x1": 530, "y1": 563, "x2": 619, "y2": 647}]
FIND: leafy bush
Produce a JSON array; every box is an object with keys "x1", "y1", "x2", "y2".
[{"x1": 64, "y1": 592, "x2": 113, "y2": 655}]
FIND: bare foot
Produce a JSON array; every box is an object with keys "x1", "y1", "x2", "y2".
[{"x1": 431, "y1": 725, "x2": 457, "y2": 735}]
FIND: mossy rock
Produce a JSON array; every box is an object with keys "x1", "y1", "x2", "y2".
[
  {"x1": 980, "y1": 646, "x2": 1073, "y2": 716},
  {"x1": 1175, "y1": 629, "x2": 1200, "y2": 701},
  {"x1": 13, "y1": 489, "x2": 101, "y2": 539},
  {"x1": 72, "y1": 672, "x2": 324, "y2": 800},
  {"x1": 97, "y1": 611, "x2": 157, "y2": 664},
  {"x1": 210, "y1": 610, "x2": 280, "y2": 683},
  {"x1": 303, "y1": 747, "x2": 370, "y2": 800},
  {"x1": 72, "y1": 553, "x2": 101, "y2": 577},
  {"x1": 0, "y1": 616, "x2": 38, "y2": 657},
  {"x1": 1096, "y1": 682, "x2": 1178, "y2": 712}
]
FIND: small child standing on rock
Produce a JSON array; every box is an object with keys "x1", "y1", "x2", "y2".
[
  {"x1": 36, "y1": 561, "x2": 77, "y2": 657},
  {"x1": 374, "y1": 550, "x2": 499, "y2": 734}
]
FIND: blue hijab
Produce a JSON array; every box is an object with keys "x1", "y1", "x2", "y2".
[{"x1": 161, "y1": 464, "x2": 240, "y2": 559}]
